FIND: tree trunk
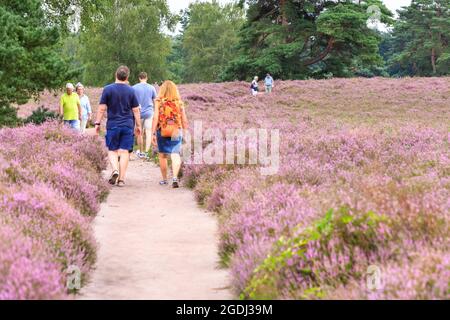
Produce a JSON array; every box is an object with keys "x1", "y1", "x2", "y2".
[
  {"x1": 431, "y1": 47, "x2": 437, "y2": 74},
  {"x1": 280, "y1": 0, "x2": 288, "y2": 26},
  {"x1": 302, "y1": 37, "x2": 335, "y2": 66}
]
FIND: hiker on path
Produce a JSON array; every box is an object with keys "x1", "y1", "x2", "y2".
[
  {"x1": 251, "y1": 76, "x2": 259, "y2": 96},
  {"x1": 60, "y1": 83, "x2": 81, "y2": 131},
  {"x1": 265, "y1": 73, "x2": 274, "y2": 93},
  {"x1": 76, "y1": 83, "x2": 92, "y2": 134},
  {"x1": 151, "y1": 81, "x2": 188, "y2": 189},
  {"x1": 133, "y1": 72, "x2": 157, "y2": 159},
  {"x1": 94, "y1": 66, "x2": 142, "y2": 187}
]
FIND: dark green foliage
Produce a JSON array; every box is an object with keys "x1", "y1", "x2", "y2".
[
  {"x1": 80, "y1": 0, "x2": 176, "y2": 86},
  {"x1": 0, "y1": 105, "x2": 21, "y2": 128},
  {"x1": 25, "y1": 107, "x2": 60, "y2": 125},
  {"x1": 167, "y1": 35, "x2": 186, "y2": 84},
  {"x1": 221, "y1": 0, "x2": 394, "y2": 81},
  {"x1": 42, "y1": 0, "x2": 106, "y2": 32},
  {"x1": 385, "y1": 0, "x2": 450, "y2": 76},
  {"x1": 0, "y1": 0, "x2": 74, "y2": 127},
  {"x1": 180, "y1": 1, "x2": 245, "y2": 83}
]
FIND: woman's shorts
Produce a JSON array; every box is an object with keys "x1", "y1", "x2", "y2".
[{"x1": 156, "y1": 130, "x2": 182, "y2": 154}]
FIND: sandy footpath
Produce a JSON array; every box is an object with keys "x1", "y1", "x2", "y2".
[{"x1": 79, "y1": 159, "x2": 232, "y2": 300}]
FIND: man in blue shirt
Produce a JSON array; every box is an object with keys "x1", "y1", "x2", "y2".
[
  {"x1": 95, "y1": 65, "x2": 142, "y2": 187},
  {"x1": 133, "y1": 72, "x2": 157, "y2": 159},
  {"x1": 265, "y1": 73, "x2": 274, "y2": 93}
]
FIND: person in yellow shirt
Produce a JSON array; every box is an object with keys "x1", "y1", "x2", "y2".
[{"x1": 60, "y1": 83, "x2": 81, "y2": 131}]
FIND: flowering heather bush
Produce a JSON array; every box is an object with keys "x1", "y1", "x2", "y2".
[
  {"x1": 0, "y1": 122, "x2": 108, "y2": 299},
  {"x1": 179, "y1": 77, "x2": 450, "y2": 300},
  {"x1": 20, "y1": 78, "x2": 450, "y2": 299},
  {"x1": 0, "y1": 122, "x2": 109, "y2": 216},
  {"x1": 329, "y1": 249, "x2": 450, "y2": 300},
  {"x1": 0, "y1": 183, "x2": 97, "y2": 279},
  {"x1": 0, "y1": 225, "x2": 65, "y2": 300}
]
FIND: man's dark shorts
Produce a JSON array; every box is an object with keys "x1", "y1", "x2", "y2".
[{"x1": 106, "y1": 127, "x2": 134, "y2": 151}]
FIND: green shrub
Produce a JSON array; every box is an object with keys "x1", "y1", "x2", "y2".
[
  {"x1": 243, "y1": 208, "x2": 392, "y2": 300},
  {"x1": 25, "y1": 107, "x2": 60, "y2": 125},
  {"x1": 0, "y1": 105, "x2": 21, "y2": 128}
]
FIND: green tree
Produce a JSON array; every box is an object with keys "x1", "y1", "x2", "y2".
[
  {"x1": 167, "y1": 35, "x2": 186, "y2": 83},
  {"x1": 181, "y1": 1, "x2": 245, "y2": 83},
  {"x1": 0, "y1": 0, "x2": 74, "y2": 127},
  {"x1": 222, "y1": 0, "x2": 393, "y2": 80},
  {"x1": 42, "y1": 0, "x2": 106, "y2": 32},
  {"x1": 388, "y1": 0, "x2": 450, "y2": 76},
  {"x1": 80, "y1": 0, "x2": 176, "y2": 86}
]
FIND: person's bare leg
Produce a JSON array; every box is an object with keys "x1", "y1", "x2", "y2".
[
  {"x1": 159, "y1": 153, "x2": 168, "y2": 180},
  {"x1": 171, "y1": 153, "x2": 182, "y2": 179},
  {"x1": 118, "y1": 149, "x2": 130, "y2": 181},
  {"x1": 144, "y1": 128, "x2": 152, "y2": 153},
  {"x1": 137, "y1": 133, "x2": 144, "y2": 154},
  {"x1": 108, "y1": 151, "x2": 119, "y2": 172}
]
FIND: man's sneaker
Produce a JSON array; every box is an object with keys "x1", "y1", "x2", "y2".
[
  {"x1": 172, "y1": 178, "x2": 180, "y2": 189},
  {"x1": 159, "y1": 180, "x2": 168, "y2": 186},
  {"x1": 137, "y1": 152, "x2": 149, "y2": 160}
]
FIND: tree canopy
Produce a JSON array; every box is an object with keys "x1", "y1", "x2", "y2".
[
  {"x1": 180, "y1": 1, "x2": 245, "y2": 83},
  {"x1": 221, "y1": 0, "x2": 394, "y2": 80},
  {"x1": 80, "y1": 0, "x2": 176, "y2": 86},
  {"x1": 0, "y1": 0, "x2": 74, "y2": 126},
  {"x1": 385, "y1": 0, "x2": 450, "y2": 76}
]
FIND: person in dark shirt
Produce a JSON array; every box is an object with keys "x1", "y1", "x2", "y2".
[{"x1": 94, "y1": 65, "x2": 142, "y2": 187}]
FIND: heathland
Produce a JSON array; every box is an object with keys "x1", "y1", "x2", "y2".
[{"x1": 11, "y1": 77, "x2": 450, "y2": 299}]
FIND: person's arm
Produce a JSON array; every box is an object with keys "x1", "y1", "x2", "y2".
[
  {"x1": 132, "y1": 106, "x2": 142, "y2": 137},
  {"x1": 78, "y1": 102, "x2": 82, "y2": 120},
  {"x1": 87, "y1": 98, "x2": 93, "y2": 120},
  {"x1": 181, "y1": 105, "x2": 188, "y2": 131},
  {"x1": 76, "y1": 95, "x2": 82, "y2": 120},
  {"x1": 152, "y1": 88, "x2": 157, "y2": 111},
  {"x1": 94, "y1": 104, "x2": 107, "y2": 135},
  {"x1": 59, "y1": 97, "x2": 64, "y2": 117},
  {"x1": 151, "y1": 100, "x2": 160, "y2": 146},
  {"x1": 131, "y1": 93, "x2": 142, "y2": 136}
]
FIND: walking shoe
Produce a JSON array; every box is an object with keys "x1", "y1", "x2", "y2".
[
  {"x1": 108, "y1": 170, "x2": 119, "y2": 185},
  {"x1": 172, "y1": 178, "x2": 180, "y2": 189},
  {"x1": 159, "y1": 180, "x2": 168, "y2": 186},
  {"x1": 135, "y1": 151, "x2": 144, "y2": 159}
]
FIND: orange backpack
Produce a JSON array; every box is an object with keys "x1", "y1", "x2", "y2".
[{"x1": 158, "y1": 98, "x2": 182, "y2": 138}]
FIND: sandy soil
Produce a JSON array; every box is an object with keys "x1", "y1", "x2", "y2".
[{"x1": 79, "y1": 159, "x2": 232, "y2": 300}]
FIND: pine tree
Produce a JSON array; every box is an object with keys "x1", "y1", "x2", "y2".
[
  {"x1": 222, "y1": 0, "x2": 394, "y2": 80},
  {"x1": 389, "y1": 0, "x2": 450, "y2": 76},
  {"x1": 0, "y1": 0, "x2": 74, "y2": 127}
]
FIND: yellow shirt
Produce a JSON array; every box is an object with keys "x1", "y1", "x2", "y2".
[{"x1": 60, "y1": 93, "x2": 80, "y2": 121}]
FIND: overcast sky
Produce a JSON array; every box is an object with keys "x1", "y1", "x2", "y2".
[{"x1": 167, "y1": 0, "x2": 412, "y2": 15}]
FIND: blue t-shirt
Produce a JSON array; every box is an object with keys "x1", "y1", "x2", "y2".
[
  {"x1": 265, "y1": 76, "x2": 274, "y2": 86},
  {"x1": 133, "y1": 82, "x2": 157, "y2": 119},
  {"x1": 100, "y1": 83, "x2": 139, "y2": 130}
]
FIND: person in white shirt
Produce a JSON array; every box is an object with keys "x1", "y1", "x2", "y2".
[
  {"x1": 251, "y1": 76, "x2": 259, "y2": 96},
  {"x1": 76, "y1": 83, "x2": 92, "y2": 134}
]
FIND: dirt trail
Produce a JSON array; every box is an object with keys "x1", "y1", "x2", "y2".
[{"x1": 80, "y1": 159, "x2": 232, "y2": 300}]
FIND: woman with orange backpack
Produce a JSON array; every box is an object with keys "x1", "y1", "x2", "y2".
[{"x1": 151, "y1": 81, "x2": 189, "y2": 188}]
